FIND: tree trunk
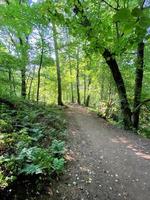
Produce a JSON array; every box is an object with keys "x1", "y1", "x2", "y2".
[
  {"x1": 85, "y1": 77, "x2": 91, "y2": 107},
  {"x1": 132, "y1": 42, "x2": 145, "y2": 130},
  {"x1": 28, "y1": 67, "x2": 35, "y2": 100},
  {"x1": 84, "y1": 66, "x2": 87, "y2": 105},
  {"x1": 21, "y1": 67, "x2": 26, "y2": 98},
  {"x1": 19, "y1": 37, "x2": 27, "y2": 98},
  {"x1": 103, "y1": 48, "x2": 132, "y2": 130},
  {"x1": 12, "y1": 72, "x2": 16, "y2": 95},
  {"x1": 37, "y1": 46, "x2": 44, "y2": 103},
  {"x1": 52, "y1": 23, "x2": 63, "y2": 106},
  {"x1": 76, "y1": 48, "x2": 81, "y2": 105},
  {"x1": 69, "y1": 56, "x2": 74, "y2": 103},
  {"x1": 28, "y1": 77, "x2": 33, "y2": 100}
]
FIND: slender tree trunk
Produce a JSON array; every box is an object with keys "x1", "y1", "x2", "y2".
[
  {"x1": 28, "y1": 77, "x2": 33, "y2": 100},
  {"x1": 85, "y1": 77, "x2": 91, "y2": 107},
  {"x1": 84, "y1": 66, "x2": 87, "y2": 105},
  {"x1": 19, "y1": 38, "x2": 27, "y2": 98},
  {"x1": 85, "y1": 95, "x2": 90, "y2": 107},
  {"x1": 133, "y1": 42, "x2": 145, "y2": 130},
  {"x1": 36, "y1": 46, "x2": 44, "y2": 103},
  {"x1": 12, "y1": 72, "x2": 16, "y2": 95},
  {"x1": 132, "y1": 1, "x2": 146, "y2": 130},
  {"x1": 52, "y1": 23, "x2": 63, "y2": 106},
  {"x1": 28, "y1": 67, "x2": 35, "y2": 100},
  {"x1": 69, "y1": 56, "x2": 74, "y2": 103},
  {"x1": 76, "y1": 48, "x2": 80, "y2": 104},
  {"x1": 21, "y1": 67, "x2": 26, "y2": 98},
  {"x1": 103, "y1": 48, "x2": 132, "y2": 130}
]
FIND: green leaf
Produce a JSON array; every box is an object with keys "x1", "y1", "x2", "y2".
[
  {"x1": 131, "y1": 7, "x2": 142, "y2": 17},
  {"x1": 113, "y1": 8, "x2": 131, "y2": 22},
  {"x1": 51, "y1": 139, "x2": 65, "y2": 155},
  {"x1": 139, "y1": 16, "x2": 150, "y2": 28},
  {"x1": 20, "y1": 164, "x2": 43, "y2": 175},
  {"x1": 52, "y1": 158, "x2": 64, "y2": 172}
]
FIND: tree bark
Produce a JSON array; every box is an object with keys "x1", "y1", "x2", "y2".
[
  {"x1": 52, "y1": 23, "x2": 63, "y2": 106},
  {"x1": 132, "y1": 42, "x2": 145, "y2": 130},
  {"x1": 76, "y1": 48, "x2": 81, "y2": 105},
  {"x1": 103, "y1": 48, "x2": 132, "y2": 130},
  {"x1": 36, "y1": 45, "x2": 44, "y2": 103}
]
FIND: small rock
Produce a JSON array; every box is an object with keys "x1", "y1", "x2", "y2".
[
  {"x1": 73, "y1": 181, "x2": 77, "y2": 186},
  {"x1": 109, "y1": 187, "x2": 112, "y2": 190}
]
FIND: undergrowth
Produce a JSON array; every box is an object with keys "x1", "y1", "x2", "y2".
[{"x1": 0, "y1": 98, "x2": 67, "y2": 198}]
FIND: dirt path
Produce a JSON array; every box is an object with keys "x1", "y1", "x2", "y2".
[{"x1": 46, "y1": 105, "x2": 150, "y2": 200}]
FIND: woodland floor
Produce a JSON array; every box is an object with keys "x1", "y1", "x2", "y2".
[{"x1": 44, "y1": 104, "x2": 150, "y2": 200}]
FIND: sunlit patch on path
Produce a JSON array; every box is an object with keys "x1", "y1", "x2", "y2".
[{"x1": 111, "y1": 136, "x2": 150, "y2": 160}]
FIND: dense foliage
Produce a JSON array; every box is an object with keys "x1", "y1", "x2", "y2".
[{"x1": 0, "y1": 98, "x2": 66, "y2": 198}]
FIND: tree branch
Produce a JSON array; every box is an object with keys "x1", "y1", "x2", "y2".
[
  {"x1": 133, "y1": 98, "x2": 150, "y2": 113},
  {"x1": 141, "y1": 0, "x2": 146, "y2": 9},
  {"x1": 101, "y1": 0, "x2": 119, "y2": 11},
  {"x1": 5, "y1": 0, "x2": 10, "y2": 5}
]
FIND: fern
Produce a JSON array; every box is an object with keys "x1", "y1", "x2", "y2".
[
  {"x1": 20, "y1": 164, "x2": 42, "y2": 175},
  {"x1": 52, "y1": 158, "x2": 65, "y2": 172}
]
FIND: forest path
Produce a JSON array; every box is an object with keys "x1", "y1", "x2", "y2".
[{"x1": 48, "y1": 105, "x2": 150, "y2": 200}]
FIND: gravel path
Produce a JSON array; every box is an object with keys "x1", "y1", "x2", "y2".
[{"x1": 45, "y1": 105, "x2": 150, "y2": 200}]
